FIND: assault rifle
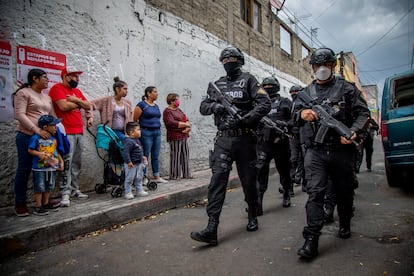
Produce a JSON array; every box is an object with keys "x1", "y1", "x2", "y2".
[
  {"x1": 297, "y1": 91, "x2": 357, "y2": 145},
  {"x1": 208, "y1": 82, "x2": 291, "y2": 138}
]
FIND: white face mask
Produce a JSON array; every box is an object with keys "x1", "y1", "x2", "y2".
[{"x1": 315, "y1": 66, "x2": 332, "y2": 81}]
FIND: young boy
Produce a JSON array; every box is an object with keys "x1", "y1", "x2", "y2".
[
  {"x1": 28, "y1": 115, "x2": 64, "y2": 215},
  {"x1": 122, "y1": 122, "x2": 149, "y2": 199}
]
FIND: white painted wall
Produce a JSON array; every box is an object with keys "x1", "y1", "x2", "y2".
[{"x1": 0, "y1": 0, "x2": 305, "y2": 205}]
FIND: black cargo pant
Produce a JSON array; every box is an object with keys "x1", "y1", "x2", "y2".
[
  {"x1": 303, "y1": 145, "x2": 354, "y2": 238},
  {"x1": 358, "y1": 135, "x2": 374, "y2": 170},
  {"x1": 256, "y1": 136, "x2": 292, "y2": 199},
  {"x1": 206, "y1": 133, "x2": 258, "y2": 221},
  {"x1": 289, "y1": 134, "x2": 305, "y2": 185}
]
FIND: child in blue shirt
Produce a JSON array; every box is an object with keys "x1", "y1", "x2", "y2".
[
  {"x1": 28, "y1": 115, "x2": 64, "y2": 215},
  {"x1": 122, "y1": 122, "x2": 149, "y2": 199}
]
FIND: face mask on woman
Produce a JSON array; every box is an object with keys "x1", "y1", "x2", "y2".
[{"x1": 174, "y1": 99, "x2": 180, "y2": 107}]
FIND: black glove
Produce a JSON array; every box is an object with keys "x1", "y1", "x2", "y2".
[
  {"x1": 241, "y1": 113, "x2": 255, "y2": 125},
  {"x1": 223, "y1": 116, "x2": 240, "y2": 129},
  {"x1": 212, "y1": 103, "x2": 225, "y2": 114}
]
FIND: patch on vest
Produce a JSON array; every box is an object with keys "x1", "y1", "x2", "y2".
[{"x1": 257, "y1": 87, "x2": 267, "y2": 95}]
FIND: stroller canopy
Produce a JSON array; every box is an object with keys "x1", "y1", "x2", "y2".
[{"x1": 96, "y1": 124, "x2": 124, "y2": 151}]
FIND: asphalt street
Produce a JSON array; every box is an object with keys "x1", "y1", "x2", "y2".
[{"x1": 1, "y1": 138, "x2": 413, "y2": 276}]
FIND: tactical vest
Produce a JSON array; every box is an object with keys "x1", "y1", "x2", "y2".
[{"x1": 300, "y1": 76, "x2": 351, "y2": 146}]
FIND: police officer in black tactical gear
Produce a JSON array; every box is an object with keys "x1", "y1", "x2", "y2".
[
  {"x1": 190, "y1": 46, "x2": 271, "y2": 246},
  {"x1": 295, "y1": 47, "x2": 369, "y2": 259},
  {"x1": 288, "y1": 85, "x2": 307, "y2": 192},
  {"x1": 256, "y1": 76, "x2": 293, "y2": 215}
]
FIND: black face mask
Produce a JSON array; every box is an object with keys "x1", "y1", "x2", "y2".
[
  {"x1": 224, "y1": 62, "x2": 241, "y2": 76},
  {"x1": 68, "y1": 79, "x2": 78, "y2": 89},
  {"x1": 291, "y1": 93, "x2": 298, "y2": 100},
  {"x1": 264, "y1": 87, "x2": 279, "y2": 98}
]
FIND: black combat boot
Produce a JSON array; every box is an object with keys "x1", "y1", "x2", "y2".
[
  {"x1": 283, "y1": 189, "x2": 291, "y2": 208},
  {"x1": 282, "y1": 196, "x2": 291, "y2": 208},
  {"x1": 246, "y1": 209, "x2": 258, "y2": 231},
  {"x1": 338, "y1": 219, "x2": 351, "y2": 239},
  {"x1": 297, "y1": 236, "x2": 319, "y2": 259},
  {"x1": 190, "y1": 218, "x2": 218, "y2": 245}
]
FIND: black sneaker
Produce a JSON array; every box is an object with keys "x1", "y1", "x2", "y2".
[
  {"x1": 33, "y1": 206, "x2": 49, "y2": 216},
  {"x1": 43, "y1": 202, "x2": 59, "y2": 212}
]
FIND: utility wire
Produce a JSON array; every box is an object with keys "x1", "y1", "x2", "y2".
[{"x1": 356, "y1": 5, "x2": 414, "y2": 57}]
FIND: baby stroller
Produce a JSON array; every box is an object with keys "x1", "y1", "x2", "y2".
[{"x1": 87, "y1": 121, "x2": 157, "y2": 198}]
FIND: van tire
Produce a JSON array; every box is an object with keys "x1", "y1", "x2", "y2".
[{"x1": 385, "y1": 159, "x2": 400, "y2": 187}]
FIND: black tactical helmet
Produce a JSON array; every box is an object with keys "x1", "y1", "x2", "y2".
[
  {"x1": 309, "y1": 47, "x2": 336, "y2": 65},
  {"x1": 262, "y1": 76, "x2": 280, "y2": 98},
  {"x1": 289, "y1": 85, "x2": 303, "y2": 93},
  {"x1": 219, "y1": 46, "x2": 245, "y2": 65},
  {"x1": 262, "y1": 76, "x2": 280, "y2": 91}
]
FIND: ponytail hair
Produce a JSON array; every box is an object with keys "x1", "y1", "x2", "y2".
[
  {"x1": 113, "y1": 76, "x2": 127, "y2": 95},
  {"x1": 143, "y1": 86, "x2": 156, "y2": 100}
]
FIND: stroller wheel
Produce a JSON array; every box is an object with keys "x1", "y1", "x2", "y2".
[
  {"x1": 147, "y1": 181, "x2": 157, "y2": 191},
  {"x1": 114, "y1": 187, "x2": 123, "y2": 198},
  {"x1": 110, "y1": 187, "x2": 117, "y2": 198},
  {"x1": 95, "y1": 184, "x2": 106, "y2": 194}
]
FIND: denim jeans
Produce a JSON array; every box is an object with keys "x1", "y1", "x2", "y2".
[
  {"x1": 140, "y1": 128, "x2": 161, "y2": 177},
  {"x1": 14, "y1": 132, "x2": 33, "y2": 205},
  {"x1": 56, "y1": 134, "x2": 83, "y2": 195},
  {"x1": 33, "y1": 170, "x2": 55, "y2": 193},
  {"x1": 124, "y1": 163, "x2": 144, "y2": 194}
]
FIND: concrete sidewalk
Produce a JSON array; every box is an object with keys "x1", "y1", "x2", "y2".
[{"x1": 0, "y1": 168, "x2": 243, "y2": 260}]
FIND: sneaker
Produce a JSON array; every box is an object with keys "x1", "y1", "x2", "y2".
[
  {"x1": 61, "y1": 194, "x2": 70, "y2": 207},
  {"x1": 155, "y1": 177, "x2": 168, "y2": 184},
  {"x1": 49, "y1": 199, "x2": 61, "y2": 208},
  {"x1": 43, "y1": 202, "x2": 59, "y2": 212},
  {"x1": 33, "y1": 206, "x2": 49, "y2": 216},
  {"x1": 124, "y1": 192, "x2": 134, "y2": 200},
  {"x1": 136, "y1": 190, "x2": 149, "y2": 197},
  {"x1": 71, "y1": 191, "x2": 89, "y2": 199},
  {"x1": 143, "y1": 177, "x2": 149, "y2": 185},
  {"x1": 15, "y1": 204, "x2": 30, "y2": 217}
]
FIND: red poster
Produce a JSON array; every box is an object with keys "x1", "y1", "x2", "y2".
[
  {"x1": 16, "y1": 45, "x2": 66, "y2": 93},
  {"x1": 0, "y1": 40, "x2": 13, "y2": 122}
]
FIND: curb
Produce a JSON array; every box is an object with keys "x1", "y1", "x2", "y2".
[{"x1": 0, "y1": 170, "x2": 242, "y2": 260}]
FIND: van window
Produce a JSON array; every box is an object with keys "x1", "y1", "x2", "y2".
[{"x1": 393, "y1": 75, "x2": 414, "y2": 108}]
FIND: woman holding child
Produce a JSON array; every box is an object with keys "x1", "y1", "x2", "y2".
[{"x1": 13, "y1": 68, "x2": 56, "y2": 217}]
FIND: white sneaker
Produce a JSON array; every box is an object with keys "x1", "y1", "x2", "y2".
[
  {"x1": 71, "y1": 191, "x2": 89, "y2": 199},
  {"x1": 155, "y1": 177, "x2": 168, "y2": 184},
  {"x1": 136, "y1": 190, "x2": 149, "y2": 197},
  {"x1": 61, "y1": 194, "x2": 70, "y2": 207},
  {"x1": 124, "y1": 192, "x2": 134, "y2": 200}
]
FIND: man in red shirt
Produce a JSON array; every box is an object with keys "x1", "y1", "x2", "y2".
[{"x1": 49, "y1": 67, "x2": 93, "y2": 207}]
